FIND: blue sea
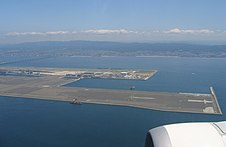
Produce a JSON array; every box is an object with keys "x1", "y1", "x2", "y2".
[{"x1": 0, "y1": 56, "x2": 226, "y2": 147}]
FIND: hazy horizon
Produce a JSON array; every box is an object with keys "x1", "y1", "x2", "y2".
[
  {"x1": 1, "y1": 0, "x2": 226, "y2": 44},
  {"x1": 1, "y1": 39, "x2": 226, "y2": 46}
]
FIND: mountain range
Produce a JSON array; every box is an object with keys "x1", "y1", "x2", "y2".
[{"x1": 0, "y1": 40, "x2": 226, "y2": 58}]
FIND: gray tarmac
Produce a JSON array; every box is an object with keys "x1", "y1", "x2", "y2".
[{"x1": 0, "y1": 75, "x2": 222, "y2": 114}]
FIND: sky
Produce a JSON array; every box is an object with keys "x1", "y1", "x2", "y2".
[{"x1": 0, "y1": 0, "x2": 226, "y2": 44}]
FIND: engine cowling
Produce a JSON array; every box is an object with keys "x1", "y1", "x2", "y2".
[{"x1": 146, "y1": 121, "x2": 226, "y2": 147}]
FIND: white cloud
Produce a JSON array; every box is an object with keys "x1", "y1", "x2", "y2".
[
  {"x1": 45, "y1": 31, "x2": 69, "y2": 35},
  {"x1": 6, "y1": 32, "x2": 39, "y2": 36},
  {"x1": 83, "y1": 29, "x2": 137, "y2": 34},
  {"x1": 5, "y1": 28, "x2": 221, "y2": 39},
  {"x1": 5, "y1": 29, "x2": 138, "y2": 36},
  {"x1": 6, "y1": 31, "x2": 70, "y2": 36},
  {"x1": 164, "y1": 28, "x2": 214, "y2": 34}
]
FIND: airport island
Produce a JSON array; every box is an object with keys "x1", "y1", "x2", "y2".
[{"x1": 0, "y1": 67, "x2": 222, "y2": 115}]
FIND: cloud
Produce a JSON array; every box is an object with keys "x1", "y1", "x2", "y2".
[
  {"x1": 5, "y1": 29, "x2": 138, "y2": 36},
  {"x1": 164, "y1": 28, "x2": 214, "y2": 34},
  {"x1": 5, "y1": 28, "x2": 220, "y2": 38},
  {"x1": 6, "y1": 32, "x2": 40, "y2": 36},
  {"x1": 83, "y1": 29, "x2": 137, "y2": 35},
  {"x1": 6, "y1": 31, "x2": 70, "y2": 36},
  {"x1": 45, "y1": 31, "x2": 69, "y2": 35}
]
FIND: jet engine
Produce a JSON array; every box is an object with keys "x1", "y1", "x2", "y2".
[{"x1": 145, "y1": 121, "x2": 226, "y2": 147}]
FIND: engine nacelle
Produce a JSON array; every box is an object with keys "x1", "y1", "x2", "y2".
[{"x1": 146, "y1": 121, "x2": 226, "y2": 147}]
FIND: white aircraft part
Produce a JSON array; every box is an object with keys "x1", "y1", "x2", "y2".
[
  {"x1": 165, "y1": 123, "x2": 225, "y2": 147},
  {"x1": 148, "y1": 121, "x2": 226, "y2": 147}
]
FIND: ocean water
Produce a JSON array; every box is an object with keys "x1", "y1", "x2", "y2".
[{"x1": 0, "y1": 56, "x2": 226, "y2": 147}]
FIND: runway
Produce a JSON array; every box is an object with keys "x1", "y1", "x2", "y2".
[{"x1": 0, "y1": 75, "x2": 222, "y2": 114}]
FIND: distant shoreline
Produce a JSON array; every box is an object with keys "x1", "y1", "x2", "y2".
[{"x1": 1, "y1": 41, "x2": 226, "y2": 58}]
